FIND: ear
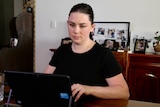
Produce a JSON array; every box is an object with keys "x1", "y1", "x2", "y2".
[{"x1": 91, "y1": 23, "x2": 95, "y2": 32}]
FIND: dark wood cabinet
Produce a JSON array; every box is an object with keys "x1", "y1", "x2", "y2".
[
  {"x1": 112, "y1": 51, "x2": 128, "y2": 80},
  {"x1": 127, "y1": 53, "x2": 160, "y2": 103}
]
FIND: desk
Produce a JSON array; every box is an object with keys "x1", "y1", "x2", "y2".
[
  {"x1": 75, "y1": 99, "x2": 160, "y2": 107},
  {"x1": 0, "y1": 99, "x2": 159, "y2": 107}
]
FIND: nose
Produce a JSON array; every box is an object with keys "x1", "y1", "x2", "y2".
[{"x1": 74, "y1": 26, "x2": 80, "y2": 34}]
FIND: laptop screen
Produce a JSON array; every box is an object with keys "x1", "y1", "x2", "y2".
[{"x1": 4, "y1": 71, "x2": 73, "y2": 107}]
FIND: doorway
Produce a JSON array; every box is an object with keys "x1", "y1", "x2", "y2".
[{"x1": 0, "y1": 0, "x2": 34, "y2": 72}]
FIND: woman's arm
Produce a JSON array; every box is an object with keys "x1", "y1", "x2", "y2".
[
  {"x1": 72, "y1": 73, "x2": 130, "y2": 102},
  {"x1": 44, "y1": 65, "x2": 56, "y2": 74}
]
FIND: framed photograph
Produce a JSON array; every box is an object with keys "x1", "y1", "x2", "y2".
[
  {"x1": 92, "y1": 22, "x2": 130, "y2": 50},
  {"x1": 134, "y1": 39, "x2": 147, "y2": 54},
  {"x1": 103, "y1": 39, "x2": 115, "y2": 50},
  {"x1": 102, "y1": 39, "x2": 119, "y2": 51},
  {"x1": 61, "y1": 37, "x2": 72, "y2": 45}
]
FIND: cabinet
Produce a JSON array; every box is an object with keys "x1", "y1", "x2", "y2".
[
  {"x1": 127, "y1": 53, "x2": 160, "y2": 103},
  {"x1": 112, "y1": 51, "x2": 128, "y2": 80}
]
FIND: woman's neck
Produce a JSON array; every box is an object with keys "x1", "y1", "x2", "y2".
[{"x1": 72, "y1": 40, "x2": 95, "y2": 53}]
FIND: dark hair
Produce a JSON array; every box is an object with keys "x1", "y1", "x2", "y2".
[{"x1": 69, "y1": 3, "x2": 94, "y2": 24}]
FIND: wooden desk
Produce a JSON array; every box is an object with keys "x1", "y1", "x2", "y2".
[
  {"x1": 75, "y1": 99, "x2": 160, "y2": 107},
  {"x1": 128, "y1": 100, "x2": 160, "y2": 107},
  {"x1": 0, "y1": 99, "x2": 160, "y2": 107}
]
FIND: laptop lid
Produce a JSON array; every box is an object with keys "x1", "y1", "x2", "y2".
[{"x1": 4, "y1": 71, "x2": 73, "y2": 107}]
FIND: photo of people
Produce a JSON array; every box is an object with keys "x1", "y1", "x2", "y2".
[
  {"x1": 92, "y1": 22, "x2": 130, "y2": 50},
  {"x1": 104, "y1": 40, "x2": 114, "y2": 49},
  {"x1": 107, "y1": 28, "x2": 115, "y2": 38},
  {"x1": 117, "y1": 30, "x2": 127, "y2": 49},
  {"x1": 97, "y1": 27, "x2": 105, "y2": 35},
  {"x1": 134, "y1": 39, "x2": 147, "y2": 53}
]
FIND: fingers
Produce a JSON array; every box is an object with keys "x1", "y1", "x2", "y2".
[
  {"x1": 71, "y1": 83, "x2": 85, "y2": 102},
  {"x1": 75, "y1": 89, "x2": 84, "y2": 102}
]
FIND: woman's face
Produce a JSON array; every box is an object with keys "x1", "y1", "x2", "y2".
[{"x1": 67, "y1": 12, "x2": 95, "y2": 44}]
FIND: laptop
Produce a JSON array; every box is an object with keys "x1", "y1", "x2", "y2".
[{"x1": 4, "y1": 71, "x2": 73, "y2": 107}]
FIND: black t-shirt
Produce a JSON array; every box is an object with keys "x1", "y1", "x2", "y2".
[{"x1": 49, "y1": 43, "x2": 121, "y2": 86}]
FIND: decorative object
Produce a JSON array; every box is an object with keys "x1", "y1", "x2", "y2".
[
  {"x1": 102, "y1": 39, "x2": 119, "y2": 51},
  {"x1": 92, "y1": 22, "x2": 130, "y2": 50},
  {"x1": 103, "y1": 39, "x2": 115, "y2": 50},
  {"x1": 153, "y1": 31, "x2": 160, "y2": 54},
  {"x1": 23, "y1": 0, "x2": 35, "y2": 11},
  {"x1": 61, "y1": 37, "x2": 72, "y2": 45},
  {"x1": 130, "y1": 31, "x2": 154, "y2": 53},
  {"x1": 134, "y1": 39, "x2": 147, "y2": 54},
  {"x1": 0, "y1": 73, "x2": 4, "y2": 102}
]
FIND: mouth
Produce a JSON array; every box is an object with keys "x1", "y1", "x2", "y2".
[{"x1": 72, "y1": 36, "x2": 80, "y2": 40}]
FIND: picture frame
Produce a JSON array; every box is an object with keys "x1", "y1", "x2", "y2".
[
  {"x1": 103, "y1": 39, "x2": 115, "y2": 50},
  {"x1": 92, "y1": 22, "x2": 130, "y2": 50},
  {"x1": 102, "y1": 39, "x2": 119, "y2": 51},
  {"x1": 134, "y1": 39, "x2": 147, "y2": 54},
  {"x1": 61, "y1": 37, "x2": 72, "y2": 45}
]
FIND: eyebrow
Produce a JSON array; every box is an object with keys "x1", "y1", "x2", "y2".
[{"x1": 67, "y1": 20, "x2": 87, "y2": 25}]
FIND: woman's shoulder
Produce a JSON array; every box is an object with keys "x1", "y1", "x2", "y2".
[
  {"x1": 91, "y1": 43, "x2": 114, "y2": 58},
  {"x1": 94, "y1": 43, "x2": 111, "y2": 53},
  {"x1": 56, "y1": 43, "x2": 72, "y2": 52}
]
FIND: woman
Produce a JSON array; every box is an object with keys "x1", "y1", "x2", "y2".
[{"x1": 45, "y1": 3, "x2": 129, "y2": 102}]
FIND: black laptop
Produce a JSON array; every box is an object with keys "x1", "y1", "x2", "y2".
[{"x1": 4, "y1": 71, "x2": 73, "y2": 107}]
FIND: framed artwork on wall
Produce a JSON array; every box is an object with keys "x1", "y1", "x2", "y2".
[
  {"x1": 134, "y1": 39, "x2": 147, "y2": 54},
  {"x1": 92, "y1": 22, "x2": 130, "y2": 50}
]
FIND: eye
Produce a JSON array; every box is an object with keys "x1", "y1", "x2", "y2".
[
  {"x1": 67, "y1": 21, "x2": 74, "y2": 27},
  {"x1": 69, "y1": 23, "x2": 73, "y2": 26},
  {"x1": 69, "y1": 23, "x2": 75, "y2": 27},
  {"x1": 80, "y1": 25, "x2": 86, "y2": 28},
  {"x1": 80, "y1": 24, "x2": 87, "y2": 28}
]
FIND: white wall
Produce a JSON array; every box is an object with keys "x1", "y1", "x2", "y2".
[{"x1": 35, "y1": 0, "x2": 160, "y2": 72}]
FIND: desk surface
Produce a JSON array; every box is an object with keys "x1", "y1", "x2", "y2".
[
  {"x1": 0, "y1": 99, "x2": 160, "y2": 107},
  {"x1": 75, "y1": 99, "x2": 160, "y2": 107}
]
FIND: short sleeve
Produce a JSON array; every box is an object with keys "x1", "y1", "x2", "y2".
[
  {"x1": 49, "y1": 46, "x2": 62, "y2": 66},
  {"x1": 102, "y1": 49, "x2": 122, "y2": 78}
]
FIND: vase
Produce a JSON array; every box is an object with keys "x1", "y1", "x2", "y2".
[{"x1": 153, "y1": 41, "x2": 160, "y2": 54}]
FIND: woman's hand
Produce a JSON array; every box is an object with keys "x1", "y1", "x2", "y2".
[{"x1": 71, "y1": 83, "x2": 91, "y2": 102}]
